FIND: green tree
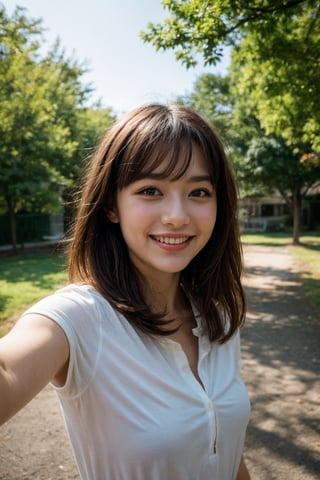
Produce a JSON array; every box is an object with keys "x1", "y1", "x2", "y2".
[
  {"x1": 142, "y1": 0, "x2": 320, "y2": 150},
  {"x1": 0, "y1": 5, "x2": 96, "y2": 251},
  {"x1": 141, "y1": 0, "x2": 313, "y2": 66},
  {"x1": 180, "y1": 72, "x2": 320, "y2": 243},
  {"x1": 241, "y1": 137, "x2": 320, "y2": 243},
  {"x1": 142, "y1": 0, "x2": 320, "y2": 242},
  {"x1": 230, "y1": 24, "x2": 320, "y2": 242},
  {"x1": 230, "y1": 4, "x2": 320, "y2": 152}
]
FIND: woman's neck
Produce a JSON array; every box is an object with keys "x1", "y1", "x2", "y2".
[{"x1": 139, "y1": 274, "x2": 194, "y2": 329}]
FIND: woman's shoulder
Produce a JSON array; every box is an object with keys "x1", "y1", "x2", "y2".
[
  {"x1": 23, "y1": 283, "x2": 114, "y2": 319},
  {"x1": 54, "y1": 283, "x2": 104, "y2": 303}
]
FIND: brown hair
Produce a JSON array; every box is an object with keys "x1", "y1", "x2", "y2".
[{"x1": 67, "y1": 104, "x2": 246, "y2": 343}]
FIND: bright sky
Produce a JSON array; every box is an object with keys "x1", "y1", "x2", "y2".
[{"x1": 8, "y1": 0, "x2": 229, "y2": 115}]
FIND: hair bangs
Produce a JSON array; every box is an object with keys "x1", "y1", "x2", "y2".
[
  {"x1": 138, "y1": 140, "x2": 196, "y2": 181},
  {"x1": 116, "y1": 135, "x2": 196, "y2": 189}
]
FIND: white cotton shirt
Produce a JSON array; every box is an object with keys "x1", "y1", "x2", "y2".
[{"x1": 23, "y1": 284, "x2": 251, "y2": 480}]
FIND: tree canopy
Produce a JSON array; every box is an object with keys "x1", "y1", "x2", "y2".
[
  {"x1": 0, "y1": 4, "x2": 115, "y2": 250},
  {"x1": 230, "y1": 3, "x2": 320, "y2": 152},
  {"x1": 141, "y1": 0, "x2": 314, "y2": 67},
  {"x1": 142, "y1": 0, "x2": 320, "y2": 242},
  {"x1": 142, "y1": 0, "x2": 320, "y2": 150},
  {"x1": 177, "y1": 71, "x2": 320, "y2": 243}
]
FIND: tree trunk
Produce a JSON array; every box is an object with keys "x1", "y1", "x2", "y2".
[
  {"x1": 292, "y1": 187, "x2": 301, "y2": 245},
  {"x1": 6, "y1": 196, "x2": 17, "y2": 253}
]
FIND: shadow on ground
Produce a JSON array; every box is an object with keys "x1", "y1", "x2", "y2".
[{"x1": 242, "y1": 246, "x2": 320, "y2": 479}]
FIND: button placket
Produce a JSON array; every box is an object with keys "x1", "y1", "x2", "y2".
[
  {"x1": 206, "y1": 400, "x2": 218, "y2": 457},
  {"x1": 169, "y1": 339, "x2": 218, "y2": 459},
  {"x1": 198, "y1": 338, "x2": 218, "y2": 457}
]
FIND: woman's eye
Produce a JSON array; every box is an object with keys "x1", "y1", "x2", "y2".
[
  {"x1": 190, "y1": 188, "x2": 212, "y2": 198},
  {"x1": 138, "y1": 187, "x2": 161, "y2": 196}
]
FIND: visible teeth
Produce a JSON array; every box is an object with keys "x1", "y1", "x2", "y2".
[{"x1": 153, "y1": 236, "x2": 188, "y2": 244}]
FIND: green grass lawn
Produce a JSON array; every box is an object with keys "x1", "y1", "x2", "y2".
[
  {"x1": 242, "y1": 231, "x2": 320, "y2": 308},
  {"x1": 0, "y1": 253, "x2": 67, "y2": 336}
]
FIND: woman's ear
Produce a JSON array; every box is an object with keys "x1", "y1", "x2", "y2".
[{"x1": 104, "y1": 205, "x2": 119, "y2": 223}]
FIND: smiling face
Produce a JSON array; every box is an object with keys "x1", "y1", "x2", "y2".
[{"x1": 107, "y1": 144, "x2": 217, "y2": 284}]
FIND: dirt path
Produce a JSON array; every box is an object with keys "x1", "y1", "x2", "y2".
[
  {"x1": 242, "y1": 245, "x2": 320, "y2": 479},
  {"x1": 0, "y1": 245, "x2": 319, "y2": 479}
]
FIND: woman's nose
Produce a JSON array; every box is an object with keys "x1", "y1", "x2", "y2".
[{"x1": 161, "y1": 196, "x2": 190, "y2": 227}]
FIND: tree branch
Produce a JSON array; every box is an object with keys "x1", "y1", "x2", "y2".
[{"x1": 224, "y1": 0, "x2": 307, "y2": 36}]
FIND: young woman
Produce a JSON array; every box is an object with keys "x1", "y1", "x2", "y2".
[{"x1": 0, "y1": 104, "x2": 251, "y2": 479}]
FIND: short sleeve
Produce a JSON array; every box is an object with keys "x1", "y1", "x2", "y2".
[{"x1": 22, "y1": 284, "x2": 103, "y2": 398}]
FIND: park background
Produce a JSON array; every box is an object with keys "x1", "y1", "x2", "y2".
[{"x1": 0, "y1": 1, "x2": 319, "y2": 478}]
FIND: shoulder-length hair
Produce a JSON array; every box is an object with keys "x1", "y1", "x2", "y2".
[{"x1": 67, "y1": 103, "x2": 246, "y2": 343}]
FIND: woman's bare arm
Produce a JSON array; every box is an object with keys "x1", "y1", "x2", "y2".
[
  {"x1": 0, "y1": 314, "x2": 69, "y2": 425},
  {"x1": 237, "y1": 455, "x2": 251, "y2": 480}
]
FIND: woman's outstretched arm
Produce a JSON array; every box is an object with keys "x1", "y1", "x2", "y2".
[{"x1": 0, "y1": 314, "x2": 69, "y2": 425}]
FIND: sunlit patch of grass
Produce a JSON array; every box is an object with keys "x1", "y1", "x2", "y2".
[{"x1": 0, "y1": 253, "x2": 67, "y2": 336}]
